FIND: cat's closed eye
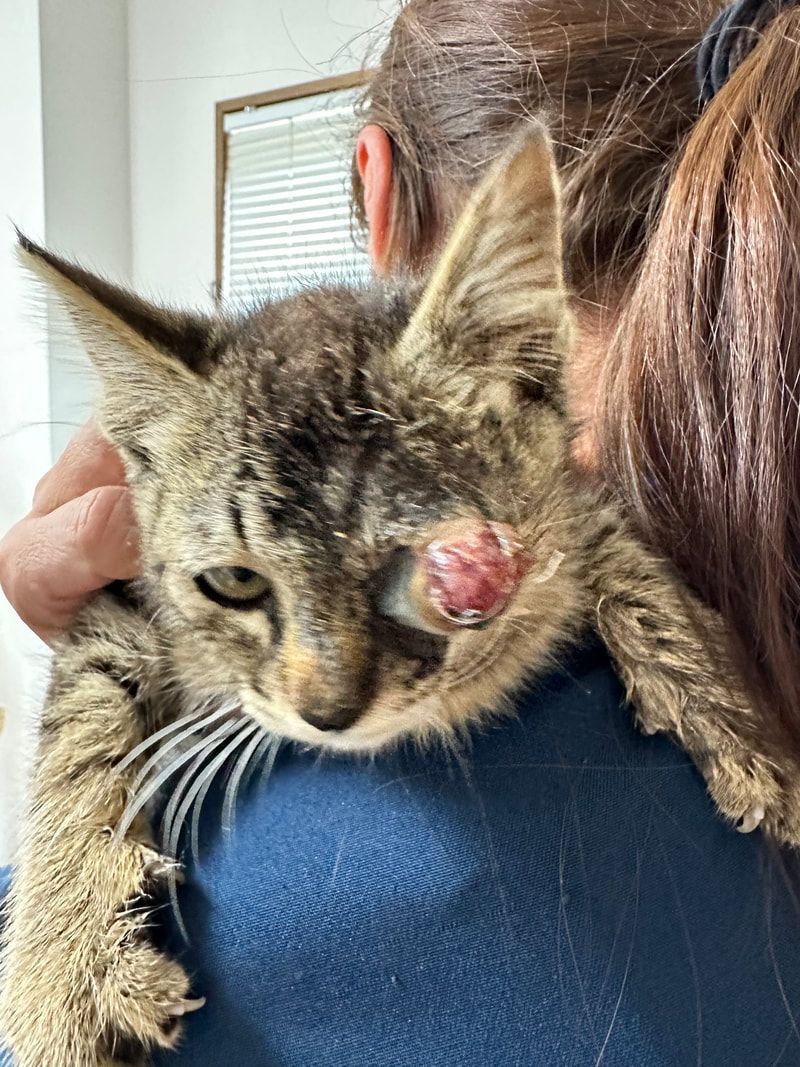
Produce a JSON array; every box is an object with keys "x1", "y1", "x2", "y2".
[{"x1": 194, "y1": 567, "x2": 272, "y2": 609}]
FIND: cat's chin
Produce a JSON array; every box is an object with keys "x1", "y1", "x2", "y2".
[{"x1": 240, "y1": 688, "x2": 448, "y2": 756}]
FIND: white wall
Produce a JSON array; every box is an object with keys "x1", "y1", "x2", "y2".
[
  {"x1": 40, "y1": 0, "x2": 133, "y2": 458},
  {"x1": 128, "y1": 0, "x2": 392, "y2": 304},
  {"x1": 0, "y1": 0, "x2": 135, "y2": 863},
  {"x1": 0, "y1": 0, "x2": 51, "y2": 863}
]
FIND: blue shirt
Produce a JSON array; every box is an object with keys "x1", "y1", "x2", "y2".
[{"x1": 4, "y1": 638, "x2": 800, "y2": 1065}]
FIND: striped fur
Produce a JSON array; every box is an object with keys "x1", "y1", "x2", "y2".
[{"x1": 1, "y1": 128, "x2": 796, "y2": 1067}]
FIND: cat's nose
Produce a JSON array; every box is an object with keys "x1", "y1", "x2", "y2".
[
  {"x1": 283, "y1": 624, "x2": 377, "y2": 733},
  {"x1": 298, "y1": 706, "x2": 362, "y2": 732}
]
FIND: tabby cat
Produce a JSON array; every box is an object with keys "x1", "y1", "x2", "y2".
[{"x1": 1, "y1": 128, "x2": 795, "y2": 1067}]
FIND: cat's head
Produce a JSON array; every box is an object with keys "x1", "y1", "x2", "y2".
[{"x1": 20, "y1": 126, "x2": 582, "y2": 753}]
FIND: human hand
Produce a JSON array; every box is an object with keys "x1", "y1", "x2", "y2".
[{"x1": 0, "y1": 422, "x2": 141, "y2": 643}]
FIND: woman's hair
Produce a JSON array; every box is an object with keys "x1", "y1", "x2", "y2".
[
  {"x1": 353, "y1": 0, "x2": 715, "y2": 303},
  {"x1": 601, "y1": 7, "x2": 800, "y2": 756},
  {"x1": 356, "y1": 0, "x2": 800, "y2": 758}
]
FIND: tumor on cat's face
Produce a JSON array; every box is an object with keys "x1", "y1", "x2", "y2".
[{"x1": 20, "y1": 126, "x2": 582, "y2": 752}]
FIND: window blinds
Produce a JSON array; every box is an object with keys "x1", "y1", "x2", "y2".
[{"x1": 221, "y1": 88, "x2": 371, "y2": 304}]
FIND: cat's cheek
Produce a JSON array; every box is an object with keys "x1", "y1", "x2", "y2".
[{"x1": 167, "y1": 630, "x2": 262, "y2": 702}]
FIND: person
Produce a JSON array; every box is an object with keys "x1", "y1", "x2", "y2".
[{"x1": 4, "y1": 1, "x2": 800, "y2": 1064}]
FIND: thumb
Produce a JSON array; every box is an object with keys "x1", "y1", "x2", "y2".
[{"x1": 0, "y1": 486, "x2": 141, "y2": 643}]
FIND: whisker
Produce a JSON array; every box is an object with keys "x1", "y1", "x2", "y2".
[
  {"x1": 441, "y1": 627, "x2": 508, "y2": 690},
  {"x1": 166, "y1": 723, "x2": 261, "y2": 942},
  {"x1": 255, "y1": 736, "x2": 281, "y2": 789},
  {"x1": 196, "y1": 734, "x2": 279, "y2": 862},
  {"x1": 115, "y1": 714, "x2": 240, "y2": 842},
  {"x1": 240, "y1": 733, "x2": 279, "y2": 798},
  {"x1": 443, "y1": 623, "x2": 523, "y2": 692},
  {"x1": 187, "y1": 725, "x2": 253, "y2": 867},
  {"x1": 115, "y1": 705, "x2": 211, "y2": 772},
  {"x1": 160, "y1": 722, "x2": 248, "y2": 860},
  {"x1": 222, "y1": 727, "x2": 271, "y2": 836},
  {"x1": 124, "y1": 702, "x2": 237, "y2": 793}
]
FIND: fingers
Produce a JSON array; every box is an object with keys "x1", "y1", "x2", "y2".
[
  {"x1": 0, "y1": 486, "x2": 141, "y2": 643},
  {"x1": 31, "y1": 421, "x2": 126, "y2": 517},
  {"x1": 0, "y1": 421, "x2": 140, "y2": 643}
]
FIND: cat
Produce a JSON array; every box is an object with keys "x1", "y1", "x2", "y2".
[{"x1": 1, "y1": 126, "x2": 796, "y2": 1067}]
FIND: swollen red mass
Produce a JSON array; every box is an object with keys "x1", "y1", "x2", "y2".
[{"x1": 422, "y1": 520, "x2": 530, "y2": 626}]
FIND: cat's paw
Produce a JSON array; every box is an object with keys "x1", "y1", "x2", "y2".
[
  {"x1": 98, "y1": 940, "x2": 200, "y2": 1062},
  {"x1": 627, "y1": 673, "x2": 800, "y2": 845},
  {"x1": 697, "y1": 746, "x2": 800, "y2": 845},
  {"x1": 736, "y1": 805, "x2": 766, "y2": 833},
  {"x1": 96, "y1": 846, "x2": 199, "y2": 1061},
  {"x1": 0, "y1": 839, "x2": 200, "y2": 1067}
]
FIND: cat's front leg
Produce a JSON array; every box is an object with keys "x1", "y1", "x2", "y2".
[
  {"x1": 0, "y1": 599, "x2": 196, "y2": 1067},
  {"x1": 585, "y1": 513, "x2": 800, "y2": 845}
]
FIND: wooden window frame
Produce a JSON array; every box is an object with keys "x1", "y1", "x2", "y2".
[{"x1": 214, "y1": 70, "x2": 371, "y2": 301}]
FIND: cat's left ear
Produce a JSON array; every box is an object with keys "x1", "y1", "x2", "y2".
[
  {"x1": 16, "y1": 233, "x2": 222, "y2": 450},
  {"x1": 393, "y1": 123, "x2": 572, "y2": 406}
]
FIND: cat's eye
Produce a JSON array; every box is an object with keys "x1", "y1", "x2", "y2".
[
  {"x1": 376, "y1": 519, "x2": 530, "y2": 635},
  {"x1": 194, "y1": 567, "x2": 272, "y2": 609}
]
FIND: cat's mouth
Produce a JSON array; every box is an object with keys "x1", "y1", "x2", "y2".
[
  {"x1": 240, "y1": 620, "x2": 521, "y2": 754},
  {"x1": 239, "y1": 591, "x2": 455, "y2": 749},
  {"x1": 242, "y1": 671, "x2": 449, "y2": 754}
]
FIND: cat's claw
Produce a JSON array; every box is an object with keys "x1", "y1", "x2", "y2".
[
  {"x1": 168, "y1": 996, "x2": 206, "y2": 1017},
  {"x1": 737, "y1": 805, "x2": 765, "y2": 834},
  {"x1": 144, "y1": 856, "x2": 185, "y2": 884}
]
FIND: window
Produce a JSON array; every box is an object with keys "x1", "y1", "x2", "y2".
[{"x1": 216, "y1": 73, "x2": 372, "y2": 304}]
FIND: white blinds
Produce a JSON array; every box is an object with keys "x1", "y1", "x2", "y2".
[{"x1": 221, "y1": 88, "x2": 371, "y2": 304}]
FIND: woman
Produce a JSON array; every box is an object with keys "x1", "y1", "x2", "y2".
[{"x1": 4, "y1": 1, "x2": 800, "y2": 1064}]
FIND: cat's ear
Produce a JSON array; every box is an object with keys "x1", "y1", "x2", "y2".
[
  {"x1": 393, "y1": 124, "x2": 572, "y2": 406},
  {"x1": 17, "y1": 233, "x2": 222, "y2": 452}
]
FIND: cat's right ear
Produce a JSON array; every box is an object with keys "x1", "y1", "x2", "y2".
[{"x1": 16, "y1": 232, "x2": 222, "y2": 453}]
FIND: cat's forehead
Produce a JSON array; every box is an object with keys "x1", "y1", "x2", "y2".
[
  {"x1": 199, "y1": 285, "x2": 496, "y2": 544},
  {"x1": 232, "y1": 283, "x2": 414, "y2": 379},
  {"x1": 225, "y1": 282, "x2": 462, "y2": 477}
]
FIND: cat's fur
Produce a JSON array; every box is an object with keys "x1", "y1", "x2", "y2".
[{"x1": 1, "y1": 128, "x2": 797, "y2": 1066}]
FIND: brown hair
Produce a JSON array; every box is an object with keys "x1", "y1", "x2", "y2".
[
  {"x1": 356, "y1": 0, "x2": 800, "y2": 758},
  {"x1": 600, "y1": 8, "x2": 800, "y2": 755},
  {"x1": 354, "y1": 0, "x2": 715, "y2": 303}
]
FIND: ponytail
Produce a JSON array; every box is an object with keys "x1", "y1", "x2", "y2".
[{"x1": 602, "y1": 8, "x2": 800, "y2": 756}]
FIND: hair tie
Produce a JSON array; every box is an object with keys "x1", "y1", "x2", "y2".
[{"x1": 696, "y1": 0, "x2": 794, "y2": 105}]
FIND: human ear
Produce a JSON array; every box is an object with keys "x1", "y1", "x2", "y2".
[{"x1": 356, "y1": 124, "x2": 394, "y2": 274}]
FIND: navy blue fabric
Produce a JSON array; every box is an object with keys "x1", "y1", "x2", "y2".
[{"x1": 4, "y1": 639, "x2": 800, "y2": 1065}]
